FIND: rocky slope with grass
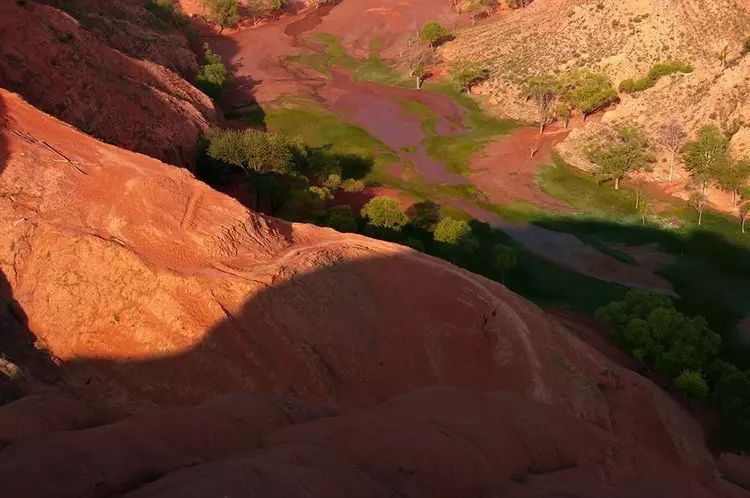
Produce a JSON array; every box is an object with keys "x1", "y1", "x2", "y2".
[
  {"x1": 0, "y1": 85, "x2": 747, "y2": 496},
  {"x1": 0, "y1": 1, "x2": 216, "y2": 167},
  {"x1": 444, "y1": 0, "x2": 750, "y2": 189}
]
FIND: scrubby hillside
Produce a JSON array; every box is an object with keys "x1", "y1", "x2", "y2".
[
  {"x1": 0, "y1": 1, "x2": 216, "y2": 166},
  {"x1": 445, "y1": 0, "x2": 750, "y2": 193},
  {"x1": 0, "y1": 87, "x2": 745, "y2": 496}
]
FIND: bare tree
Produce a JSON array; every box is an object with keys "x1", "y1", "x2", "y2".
[
  {"x1": 658, "y1": 119, "x2": 685, "y2": 182},
  {"x1": 689, "y1": 188, "x2": 708, "y2": 226},
  {"x1": 402, "y1": 37, "x2": 435, "y2": 90}
]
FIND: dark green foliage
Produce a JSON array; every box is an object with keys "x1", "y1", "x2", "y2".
[
  {"x1": 596, "y1": 290, "x2": 721, "y2": 377},
  {"x1": 714, "y1": 369, "x2": 750, "y2": 451},
  {"x1": 618, "y1": 61, "x2": 693, "y2": 94},
  {"x1": 491, "y1": 243, "x2": 517, "y2": 282},
  {"x1": 407, "y1": 201, "x2": 441, "y2": 229},
  {"x1": 195, "y1": 44, "x2": 229, "y2": 99},
  {"x1": 324, "y1": 205, "x2": 358, "y2": 233}
]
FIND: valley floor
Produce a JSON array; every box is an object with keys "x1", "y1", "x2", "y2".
[{"x1": 201, "y1": 0, "x2": 750, "y2": 365}]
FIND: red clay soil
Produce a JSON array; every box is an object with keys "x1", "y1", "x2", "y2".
[
  {"x1": 0, "y1": 88, "x2": 747, "y2": 497},
  {"x1": 35, "y1": 0, "x2": 199, "y2": 76},
  {"x1": 0, "y1": 1, "x2": 216, "y2": 166},
  {"x1": 468, "y1": 124, "x2": 571, "y2": 209}
]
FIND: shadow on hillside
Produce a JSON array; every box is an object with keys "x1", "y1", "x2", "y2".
[
  {"x1": 46, "y1": 250, "x2": 521, "y2": 410},
  {"x1": 534, "y1": 215, "x2": 750, "y2": 366},
  {"x1": 0, "y1": 94, "x2": 59, "y2": 403}
]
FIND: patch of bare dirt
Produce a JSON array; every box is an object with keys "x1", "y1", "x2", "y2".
[{"x1": 467, "y1": 123, "x2": 571, "y2": 209}]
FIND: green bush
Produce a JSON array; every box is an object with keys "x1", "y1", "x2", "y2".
[
  {"x1": 146, "y1": 0, "x2": 190, "y2": 29},
  {"x1": 675, "y1": 370, "x2": 709, "y2": 400},
  {"x1": 433, "y1": 217, "x2": 471, "y2": 245},
  {"x1": 618, "y1": 61, "x2": 693, "y2": 93},
  {"x1": 195, "y1": 44, "x2": 229, "y2": 99},
  {"x1": 450, "y1": 60, "x2": 490, "y2": 93},
  {"x1": 596, "y1": 290, "x2": 721, "y2": 377},
  {"x1": 361, "y1": 197, "x2": 408, "y2": 231}
]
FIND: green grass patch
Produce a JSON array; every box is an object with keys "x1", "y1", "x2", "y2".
[{"x1": 399, "y1": 99, "x2": 439, "y2": 135}]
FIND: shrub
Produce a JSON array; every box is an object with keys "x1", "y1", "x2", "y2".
[
  {"x1": 450, "y1": 60, "x2": 490, "y2": 93},
  {"x1": 433, "y1": 217, "x2": 471, "y2": 245},
  {"x1": 146, "y1": 0, "x2": 190, "y2": 29},
  {"x1": 419, "y1": 22, "x2": 448, "y2": 49},
  {"x1": 618, "y1": 61, "x2": 693, "y2": 93},
  {"x1": 675, "y1": 370, "x2": 709, "y2": 400},
  {"x1": 596, "y1": 291, "x2": 721, "y2": 378},
  {"x1": 325, "y1": 205, "x2": 357, "y2": 232},
  {"x1": 202, "y1": 0, "x2": 239, "y2": 32},
  {"x1": 743, "y1": 37, "x2": 750, "y2": 56},
  {"x1": 361, "y1": 197, "x2": 408, "y2": 231},
  {"x1": 195, "y1": 44, "x2": 229, "y2": 99},
  {"x1": 560, "y1": 70, "x2": 618, "y2": 119},
  {"x1": 341, "y1": 178, "x2": 365, "y2": 193}
]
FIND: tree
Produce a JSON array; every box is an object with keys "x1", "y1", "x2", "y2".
[
  {"x1": 492, "y1": 243, "x2": 517, "y2": 282},
  {"x1": 586, "y1": 124, "x2": 653, "y2": 190},
  {"x1": 658, "y1": 119, "x2": 685, "y2": 182},
  {"x1": 560, "y1": 70, "x2": 618, "y2": 121},
  {"x1": 246, "y1": 0, "x2": 285, "y2": 20},
  {"x1": 202, "y1": 0, "x2": 239, "y2": 33},
  {"x1": 450, "y1": 60, "x2": 490, "y2": 93},
  {"x1": 433, "y1": 217, "x2": 472, "y2": 262},
  {"x1": 407, "y1": 200, "x2": 441, "y2": 229},
  {"x1": 205, "y1": 128, "x2": 294, "y2": 208},
  {"x1": 419, "y1": 22, "x2": 448, "y2": 50},
  {"x1": 596, "y1": 291, "x2": 721, "y2": 378},
  {"x1": 465, "y1": 0, "x2": 496, "y2": 25},
  {"x1": 521, "y1": 75, "x2": 561, "y2": 134},
  {"x1": 433, "y1": 217, "x2": 471, "y2": 245},
  {"x1": 675, "y1": 370, "x2": 709, "y2": 400},
  {"x1": 739, "y1": 201, "x2": 750, "y2": 233},
  {"x1": 689, "y1": 189, "x2": 708, "y2": 226},
  {"x1": 195, "y1": 44, "x2": 230, "y2": 99},
  {"x1": 404, "y1": 41, "x2": 435, "y2": 90},
  {"x1": 552, "y1": 102, "x2": 572, "y2": 129},
  {"x1": 682, "y1": 125, "x2": 730, "y2": 195},
  {"x1": 716, "y1": 159, "x2": 750, "y2": 207},
  {"x1": 361, "y1": 197, "x2": 408, "y2": 231}
]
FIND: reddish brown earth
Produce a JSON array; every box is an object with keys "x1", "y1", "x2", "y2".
[
  {"x1": 0, "y1": 1, "x2": 216, "y2": 166},
  {"x1": 0, "y1": 87, "x2": 747, "y2": 497},
  {"x1": 467, "y1": 123, "x2": 571, "y2": 209},
  {"x1": 36, "y1": 0, "x2": 199, "y2": 76}
]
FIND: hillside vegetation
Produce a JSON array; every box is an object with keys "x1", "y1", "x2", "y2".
[{"x1": 445, "y1": 1, "x2": 749, "y2": 136}]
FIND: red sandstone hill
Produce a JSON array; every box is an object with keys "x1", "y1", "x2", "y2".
[
  {"x1": 0, "y1": 88, "x2": 748, "y2": 497},
  {"x1": 0, "y1": 1, "x2": 216, "y2": 167}
]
